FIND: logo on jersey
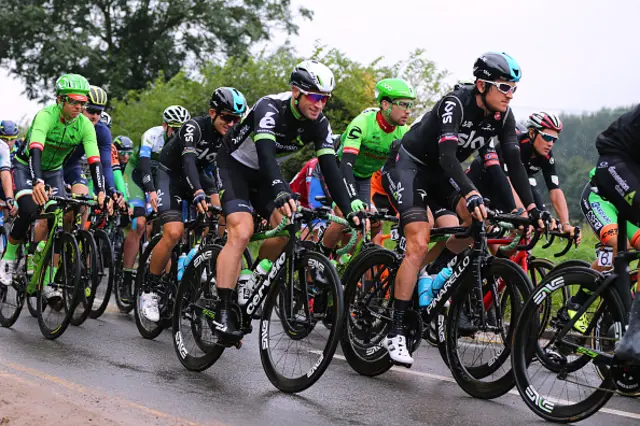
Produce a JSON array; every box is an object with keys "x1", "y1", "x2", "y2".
[
  {"x1": 183, "y1": 123, "x2": 196, "y2": 143},
  {"x1": 458, "y1": 130, "x2": 488, "y2": 150},
  {"x1": 441, "y1": 100, "x2": 457, "y2": 124},
  {"x1": 259, "y1": 112, "x2": 276, "y2": 129},
  {"x1": 461, "y1": 121, "x2": 473, "y2": 128}
]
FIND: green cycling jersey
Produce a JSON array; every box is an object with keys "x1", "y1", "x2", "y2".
[
  {"x1": 16, "y1": 104, "x2": 99, "y2": 171},
  {"x1": 338, "y1": 108, "x2": 408, "y2": 178}
]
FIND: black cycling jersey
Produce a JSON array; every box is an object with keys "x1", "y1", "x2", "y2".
[
  {"x1": 595, "y1": 104, "x2": 640, "y2": 162},
  {"x1": 159, "y1": 115, "x2": 223, "y2": 193},
  {"x1": 400, "y1": 84, "x2": 534, "y2": 206},
  {"x1": 221, "y1": 92, "x2": 352, "y2": 214}
]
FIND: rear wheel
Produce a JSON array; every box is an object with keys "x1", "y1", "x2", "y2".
[
  {"x1": 0, "y1": 252, "x2": 27, "y2": 327},
  {"x1": 89, "y1": 229, "x2": 114, "y2": 319},
  {"x1": 134, "y1": 234, "x2": 166, "y2": 339},
  {"x1": 70, "y1": 230, "x2": 99, "y2": 326}
]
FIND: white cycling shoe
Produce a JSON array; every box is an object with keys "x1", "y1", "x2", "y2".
[
  {"x1": 140, "y1": 291, "x2": 160, "y2": 322},
  {"x1": 382, "y1": 334, "x2": 414, "y2": 366}
]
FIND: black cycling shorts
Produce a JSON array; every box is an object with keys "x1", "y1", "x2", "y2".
[
  {"x1": 216, "y1": 147, "x2": 283, "y2": 220},
  {"x1": 594, "y1": 155, "x2": 640, "y2": 229},
  {"x1": 13, "y1": 162, "x2": 67, "y2": 200},
  {"x1": 155, "y1": 165, "x2": 217, "y2": 225}
]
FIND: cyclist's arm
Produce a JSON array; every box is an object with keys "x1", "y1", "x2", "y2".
[
  {"x1": 0, "y1": 142, "x2": 13, "y2": 199},
  {"x1": 138, "y1": 133, "x2": 156, "y2": 192},
  {"x1": 549, "y1": 188, "x2": 570, "y2": 225},
  {"x1": 111, "y1": 145, "x2": 128, "y2": 200},
  {"x1": 179, "y1": 120, "x2": 205, "y2": 193},
  {"x1": 96, "y1": 124, "x2": 116, "y2": 193},
  {"x1": 26, "y1": 109, "x2": 52, "y2": 182},
  {"x1": 499, "y1": 111, "x2": 535, "y2": 208},
  {"x1": 339, "y1": 114, "x2": 367, "y2": 200},
  {"x1": 480, "y1": 142, "x2": 516, "y2": 211},
  {"x1": 81, "y1": 120, "x2": 105, "y2": 194},
  {"x1": 530, "y1": 183, "x2": 546, "y2": 209},
  {"x1": 314, "y1": 120, "x2": 353, "y2": 215},
  {"x1": 436, "y1": 96, "x2": 477, "y2": 196}
]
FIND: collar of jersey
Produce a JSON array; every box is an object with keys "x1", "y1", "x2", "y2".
[
  {"x1": 289, "y1": 98, "x2": 305, "y2": 121},
  {"x1": 376, "y1": 111, "x2": 396, "y2": 133}
]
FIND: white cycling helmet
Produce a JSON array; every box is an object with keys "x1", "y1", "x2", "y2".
[
  {"x1": 99, "y1": 111, "x2": 112, "y2": 128},
  {"x1": 163, "y1": 105, "x2": 191, "y2": 128},
  {"x1": 290, "y1": 60, "x2": 336, "y2": 94}
]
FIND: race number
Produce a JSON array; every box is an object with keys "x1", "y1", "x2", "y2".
[{"x1": 596, "y1": 245, "x2": 613, "y2": 267}]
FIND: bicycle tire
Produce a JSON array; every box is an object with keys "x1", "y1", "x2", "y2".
[
  {"x1": 70, "y1": 230, "x2": 99, "y2": 326},
  {"x1": 37, "y1": 232, "x2": 81, "y2": 339},
  {"x1": 89, "y1": 229, "x2": 114, "y2": 319},
  {"x1": 260, "y1": 250, "x2": 344, "y2": 393},
  {"x1": 340, "y1": 247, "x2": 399, "y2": 377},
  {"x1": 134, "y1": 234, "x2": 166, "y2": 339},
  {"x1": 172, "y1": 244, "x2": 225, "y2": 372},
  {"x1": 26, "y1": 294, "x2": 38, "y2": 317},
  {"x1": 113, "y1": 227, "x2": 133, "y2": 313},
  {"x1": 0, "y1": 252, "x2": 26, "y2": 327},
  {"x1": 446, "y1": 257, "x2": 532, "y2": 399},
  {"x1": 511, "y1": 267, "x2": 621, "y2": 422}
]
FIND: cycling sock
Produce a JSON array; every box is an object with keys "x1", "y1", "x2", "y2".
[
  {"x1": 427, "y1": 248, "x2": 456, "y2": 274},
  {"x1": 217, "y1": 287, "x2": 233, "y2": 307},
  {"x1": 3, "y1": 241, "x2": 19, "y2": 261},
  {"x1": 389, "y1": 299, "x2": 412, "y2": 337},
  {"x1": 318, "y1": 243, "x2": 332, "y2": 257}
]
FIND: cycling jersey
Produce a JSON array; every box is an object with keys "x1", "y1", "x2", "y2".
[
  {"x1": 399, "y1": 84, "x2": 534, "y2": 206},
  {"x1": 595, "y1": 104, "x2": 640, "y2": 162},
  {"x1": 16, "y1": 104, "x2": 104, "y2": 194},
  {"x1": 159, "y1": 115, "x2": 223, "y2": 193},
  {"x1": 0, "y1": 141, "x2": 11, "y2": 172},
  {"x1": 338, "y1": 108, "x2": 408, "y2": 178},
  {"x1": 64, "y1": 120, "x2": 115, "y2": 192},
  {"x1": 130, "y1": 126, "x2": 166, "y2": 169},
  {"x1": 220, "y1": 92, "x2": 352, "y2": 215},
  {"x1": 110, "y1": 144, "x2": 128, "y2": 199},
  {"x1": 290, "y1": 158, "x2": 330, "y2": 209}
]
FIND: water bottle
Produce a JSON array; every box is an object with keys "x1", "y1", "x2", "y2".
[
  {"x1": 27, "y1": 241, "x2": 46, "y2": 276},
  {"x1": 417, "y1": 270, "x2": 434, "y2": 307},
  {"x1": 183, "y1": 245, "x2": 199, "y2": 268},
  {"x1": 338, "y1": 253, "x2": 352, "y2": 265},
  {"x1": 431, "y1": 267, "x2": 453, "y2": 295},
  {"x1": 236, "y1": 269, "x2": 254, "y2": 306},
  {"x1": 177, "y1": 253, "x2": 187, "y2": 281},
  {"x1": 244, "y1": 259, "x2": 273, "y2": 303}
]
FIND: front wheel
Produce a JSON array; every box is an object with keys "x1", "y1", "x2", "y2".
[
  {"x1": 0, "y1": 254, "x2": 27, "y2": 327},
  {"x1": 260, "y1": 250, "x2": 343, "y2": 393},
  {"x1": 134, "y1": 234, "x2": 166, "y2": 339},
  {"x1": 89, "y1": 229, "x2": 114, "y2": 319},
  {"x1": 70, "y1": 230, "x2": 99, "y2": 326}
]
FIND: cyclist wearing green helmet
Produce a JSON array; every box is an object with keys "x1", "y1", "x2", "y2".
[
  {"x1": 319, "y1": 78, "x2": 416, "y2": 254},
  {"x1": 0, "y1": 73, "x2": 107, "y2": 303}
]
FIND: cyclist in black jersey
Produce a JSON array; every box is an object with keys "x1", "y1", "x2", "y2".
[
  {"x1": 593, "y1": 104, "x2": 640, "y2": 363},
  {"x1": 139, "y1": 87, "x2": 248, "y2": 323},
  {"x1": 382, "y1": 52, "x2": 545, "y2": 365},
  {"x1": 214, "y1": 60, "x2": 362, "y2": 340},
  {"x1": 467, "y1": 111, "x2": 580, "y2": 241}
]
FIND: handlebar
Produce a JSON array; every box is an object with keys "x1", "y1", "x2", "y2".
[{"x1": 542, "y1": 227, "x2": 581, "y2": 257}]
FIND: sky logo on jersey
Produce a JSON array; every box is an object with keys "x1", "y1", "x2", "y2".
[
  {"x1": 458, "y1": 131, "x2": 488, "y2": 150},
  {"x1": 183, "y1": 123, "x2": 196, "y2": 143},
  {"x1": 441, "y1": 100, "x2": 456, "y2": 124}
]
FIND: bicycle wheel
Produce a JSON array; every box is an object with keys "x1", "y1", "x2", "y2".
[
  {"x1": 70, "y1": 230, "x2": 99, "y2": 326},
  {"x1": 27, "y1": 293, "x2": 38, "y2": 317},
  {"x1": 173, "y1": 244, "x2": 225, "y2": 371},
  {"x1": 529, "y1": 257, "x2": 555, "y2": 337},
  {"x1": 89, "y1": 229, "x2": 114, "y2": 319},
  {"x1": 340, "y1": 247, "x2": 399, "y2": 377},
  {"x1": 0, "y1": 253, "x2": 26, "y2": 327},
  {"x1": 37, "y1": 232, "x2": 81, "y2": 339},
  {"x1": 260, "y1": 249, "x2": 344, "y2": 393},
  {"x1": 134, "y1": 234, "x2": 166, "y2": 339},
  {"x1": 511, "y1": 267, "x2": 621, "y2": 422},
  {"x1": 113, "y1": 227, "x2": 134, "y2": 313},
  {"x1": 446, "y1": 257, "x2": 532, "y2": 399}
]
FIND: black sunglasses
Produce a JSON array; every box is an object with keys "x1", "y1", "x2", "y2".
[
  {"x1": 219, "y1": 113, "x2": 242, "y2": 124},
  {"x1": 86, "y1": 108, "x2": 102, "y2": 116}
]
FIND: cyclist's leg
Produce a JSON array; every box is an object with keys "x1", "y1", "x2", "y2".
[
  {"x1": 64, "y1": 162, "x2": 89, "y2": 225},
  {"x1": 122, "y1": 166, "x2": 148, "y2": 294},
  {"x1": 595, "y1": 156, "x2": 640, "y2": 361}
]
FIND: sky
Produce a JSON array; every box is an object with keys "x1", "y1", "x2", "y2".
[{"x1": 2, "y1": 0, "x2": 639, "y2": 124}]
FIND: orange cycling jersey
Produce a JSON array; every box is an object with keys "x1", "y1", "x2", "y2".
[{"x1": 111, "y1": 143, "x2": 121, "y2": 171}]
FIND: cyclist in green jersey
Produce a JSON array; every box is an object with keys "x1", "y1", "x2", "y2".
[
  {"x1": 319, "y1": 78, "x2": 415, "y2": 253},
  {"x1": 0, "y1": 74, "x2": 106, "y2": 302}
]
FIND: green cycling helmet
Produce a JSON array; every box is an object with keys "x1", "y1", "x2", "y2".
[
  {"x1": 55, "y1": 73, "x2": 90, "y2": 100},
  {"x1": 375, "y1": 78, "x2": 416, "y2": 103}
]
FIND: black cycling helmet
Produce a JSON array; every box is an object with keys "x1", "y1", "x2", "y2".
[
  {"x1": 209, "y1": 87, "x2": 247, "y2": 115},
  {"x1": 113, "y1": 135, "x2": 134, "y2": 151},
  {"x1": 473, "y1": 52, "x2": 522, "y2": 82}
]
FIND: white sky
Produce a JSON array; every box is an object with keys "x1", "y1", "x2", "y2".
[{"x1": 2, "y1": 0, "x2": 638, "y2": 124}]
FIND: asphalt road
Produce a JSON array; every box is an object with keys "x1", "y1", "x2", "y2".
[{"x1": 1, "y1": 307, "x2": 639, "y2": 426}]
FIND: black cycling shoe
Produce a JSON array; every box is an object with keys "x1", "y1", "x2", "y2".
[
  {"x1": 213, "y1": 306, "x2": 244, "y2": 341},
  {"x1": 457, "y1": 310, "x2": 478, "y2": 336}
]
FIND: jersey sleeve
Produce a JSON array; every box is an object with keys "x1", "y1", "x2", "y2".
[
  {"x1": 499, "y1": 111, "x2": 535, "y2": 207},
  {"x1": 27, "y1": 109, "x2": 54, "y2": 151},
  {"x1": 341, "y1": 113, "x2": 368, "y2": 156},
  {"x1": 96, "y1": 124, "x2": 115, "y2": 191},
  {"x1": 436, "y1": 96, "x2": 477, "y2": 195},
  {"x1": 178, "y1": 119, "x2": 205, "y2": 192},
  {"x1": 0, "y1": 142, "x2": 11, "y2": 171},
  {"x1": 139, "y1": 129, "x2": 155, "y2": 159},
  {"x1": 541, "y1": 151, "x2": 560, "y2": 190},
  {"x1": 81, "y1": 119, "x2": 100, "y2": 164},
  {"x1": 252, "y1": 98, "x2": 279, "y2": 143}
]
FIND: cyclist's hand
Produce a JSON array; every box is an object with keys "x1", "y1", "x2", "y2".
[
  {"x1": 192, "y1": 190, "x2": 208, "y2": 214},
  {"x1": 274, "y1": 191, "x2": 297, "y2": 218},
  {"x1": 96, "y1": 191, "x2": 106, "y2": 209},
  {"x1": 350, "y1": 199, "x2": 367, "y2": 213},
  {"x1": 32, "y1": 181, "x2": 48, "y2": 206},
  {"x1": 6, "y1": 198, "x2": 17, "y2": 216},
  {"x1": 106, "y1": 196, "x2": 114, "y2": 216},
  {"x1": 527, "y1": 207, "x2": 547, "y2": 230},
  {"x1": 563, "y1": 223, "x2": 582, "y2": 245},
  {"x1": 148, "y1": 191, "x2": 158, "y2": 212},
  {"x1": 112, "y1": 191, "x2": 126, "y2": 210},
  {"x1": 464, "y1": 191, "x2": 486, "y2": 221},
  {"x1": 346, "y1": 210, "x2": 363, "y2": 228},
  {"x1": 128, "y1": 206, "x2": 134, "y2": 217}
]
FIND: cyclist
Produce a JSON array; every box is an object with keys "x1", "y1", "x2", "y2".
[
  {"x1": 120, "y1": 105, "x2": 190, "y2": 304},
  {"x1": 0, "y1": 120, "x2": 18, "y2": 215},
  {"x1": 214, "y1": 60, "x2": 361, "y2": 340},
  {"x1": 111, "y1": 136, "x2": 133, "y2": 201},
  {"x1": 0, "y1": 74, "x2": 106, "y2": 301},
  {"x1": 382, "y1": 52, "x2": 542, "y2": 365},
  {"x1": 590, "y1": 105, "x2": 640, "y2": 362},
  {"x1": 319, "y1": 79, "x2": 415, "y2": 254},
  {"x1": 139, "y1": 89, "x2": 246, "y2": 322},
  {"x1": 63, "y1": 85, "x2": 122, "y2": 209}
]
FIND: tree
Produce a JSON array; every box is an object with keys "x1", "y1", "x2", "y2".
[
  {"x1": 0, "y1": 0, "x2": 312, "y2": 102},
  {"x1": 108, "y1": 45, "x2": 449, "y2": 180}
]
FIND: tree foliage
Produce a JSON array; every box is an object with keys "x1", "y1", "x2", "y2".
[{"x1": 0, "y1": 0, "x2": 311, "y2": 101}]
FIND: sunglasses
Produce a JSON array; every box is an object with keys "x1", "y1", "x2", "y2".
[
  {"x1": 85, "y1": 108, "x2": 102, "y2": 116},
  {"x1": 218, "y1": 113, "x2": 242, "y2": 124},
  {"x1": 392, "y1": 100, "x2": 414, "y2": 110},
  {"x1": 301, "y1": 90, "x2": 330, "y2": 104},
  {"x1": 480, "y1": 79, "x2": 517, "y2": 95},
  {"x1": 66, "y1": 97, "x2": 88, "y2": 106},
  {"x1": 538, "y1": 131, "x2": 558, "y2": 143},
  {"x1": 0, "y1": 136, "x2": 17, "y2": 141},
  {"x1": 118, "y1": 150, "x2": 133, "y2": 156}
]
